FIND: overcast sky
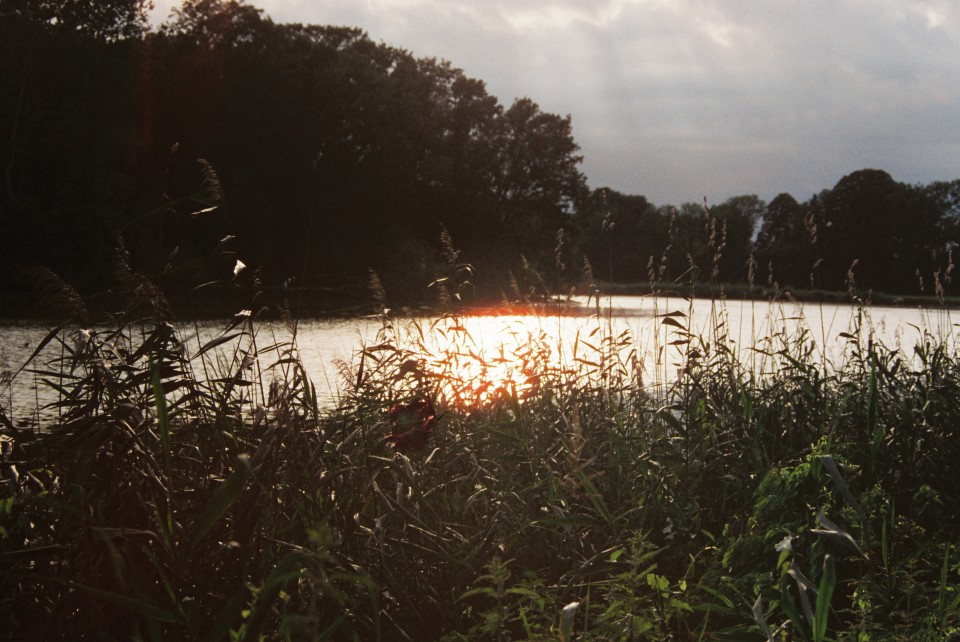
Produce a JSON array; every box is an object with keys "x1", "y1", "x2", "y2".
[{"x1": 153, "y1": 0, "x2": 960, "y2": 206}]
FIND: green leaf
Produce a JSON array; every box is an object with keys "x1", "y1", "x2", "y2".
[
  {"x1": 752, "y1": 594, "x2": 774, "y2": 642},
  {"x1": 576, "y1": 470, "x2": 614, "y2": 528},
  {"x1": 460, "y1": 587, "x2": 496, "y2": 600},
  {"x1": 813, "y1": 554, "x2": 836, "y2": 642},
  {"x1": 817, "y1": 455, "x2": 866, "y2": 526}
]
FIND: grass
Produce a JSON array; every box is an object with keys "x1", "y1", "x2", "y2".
[{"x1": 1, "y1": 239, "x2": 959, "y2": 640}]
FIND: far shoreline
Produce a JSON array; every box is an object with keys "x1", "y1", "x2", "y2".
[{"x1": 3, "y1": 281, "x2": 959, "y2": 324}]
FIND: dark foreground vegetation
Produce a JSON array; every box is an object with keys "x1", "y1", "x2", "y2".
[{"x1": 1, "y1": 265, "x2": 959, "y2": 640}]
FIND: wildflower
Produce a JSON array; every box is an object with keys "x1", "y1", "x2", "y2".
[
  {"x1": 775, "y1": 535, "x2": 794, "y2": 553},
  {"x1": 388, "y1": 399, "x2": 439, "y2": 453}
]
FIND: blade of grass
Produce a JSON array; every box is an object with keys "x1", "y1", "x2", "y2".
[{"x1": 813, "y1": 554, "x2": 836, "y2": 642}]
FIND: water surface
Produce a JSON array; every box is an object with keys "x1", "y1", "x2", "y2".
[{"x1": 1, "y1": 296, "x2": 954, "y2": 424}]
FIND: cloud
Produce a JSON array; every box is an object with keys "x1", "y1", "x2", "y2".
[{"x1": 151, "y1": 0, "x2": 960, "y2": 204}]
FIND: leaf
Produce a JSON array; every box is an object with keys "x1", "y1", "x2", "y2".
[
  {"x1": 0, "y1": 405, "x2": 15, "y2": 433},
  {"x1": 11, "y1": 322, "x2": 67, "y2": 381},
  {"x1": 202, "y1": 586, "x2": 247, "y2": 642},
  {"x1": 151, "y1": 360, "x2": 172, "y2": 482},
  {"x1": 460, "y1": 587, "x2": 496, "y2": 600},
  {"x1": 193, "y1": 333, "x2": 242, "y2": 360},
  {"x1": 660, "y1": 316, "x2": 687, "y2": 330},
  {"x1": 778, "y1": 578, "x2": 811, "y2": 641},
  {"x1": 576, "y1": 471, "x2": 614, "y2": 528},
  {"x1": 813, "y1": 555, "x2": 836, "y2": 642},
  {"x1": 186, "y1": 455, "x2": 252, "y2": 554},
  {"x1": 559, "y1": 601, "x2": 579, "y2": 642},
  {"x1": 818, "y1": 455, "x2": 867, "y2": 526},
  {"x1": 788, "y1": 561, "x2": 818, "y2": 595},
  {"x1": 788, "y1": 562, "x2": 818, "y2": 633},
  {"x1": 752, "y1": 594, "x2": 775, "y2": 642},
  {"x1": 812, "y1": 512, "x2": 863, "y2": 556}
]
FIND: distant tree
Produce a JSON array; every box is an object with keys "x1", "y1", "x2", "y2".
[
  {"x1": 655, "y1": 202, "x2": 710, "y2": 285},
  {"x1": 495, "y1": 98, "x2": 584, "y2": 214},
  {"x1": 708, "y1": 195, "x2": 764, "y2": 283},
  {"x1": 0, "y1": 0, "x2": 151, "y2": 40},
  {"x1": 817, "y1": 169, "x2": 944, "y2": 293},
  {"x1": 575, "y1": 188, "x2": 666, "y2": 284},
  {"x1": 923, "y1": 179, "x2": 960, "y2": 250},
  {"x1": 491, "y1": 98, "x2": 586, "y2": 275},
  {"x1": 754, "y1": 193, "x2": 814, "y2": 289}
]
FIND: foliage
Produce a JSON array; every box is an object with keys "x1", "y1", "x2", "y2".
[
  {"x1": 2, "y1": 245, "x2": 959, "y2": 639},
  {"x1": 575, "y1": 173, "x2": 957, "y2": 297},
  {"x1": 1, "y1": 0, "x2": 587, "y2": 306}
]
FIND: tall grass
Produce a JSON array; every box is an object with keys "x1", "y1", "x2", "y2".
[{"x1": 2, "y1": 235, "x2": 959, "y2": 640}]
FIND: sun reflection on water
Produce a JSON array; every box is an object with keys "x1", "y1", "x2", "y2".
[
  {"x1": 415, "y1": 315, "x2": 560, "y2": 408},
  {"x1": 376, "y1": 308, "x2": 646, "y2": 410}
]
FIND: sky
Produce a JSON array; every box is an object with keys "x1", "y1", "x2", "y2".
[{"x1": 151, "y1": 0, "x2": 960, "y2": 206}]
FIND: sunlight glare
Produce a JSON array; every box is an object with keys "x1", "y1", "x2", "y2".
[{"x1": 420, "y1": 314, "x2": 558, "y2": 408}]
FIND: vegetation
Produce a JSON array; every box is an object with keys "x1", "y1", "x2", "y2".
[
  {"x1": 576, "y1": 177, "x2": 959, "y2": 299},
  {"x1": 1, "y1": 2, "x2": 958, "y2": 638},
  {"x1": 1, "y1": 233, "x2": 959, "y2": 639}
]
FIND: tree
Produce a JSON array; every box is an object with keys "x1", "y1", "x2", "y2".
[
  {"x1": 923, "y1": 179, "x2": 960, "y2": 250},
  {"x1": 0, "y1": 0, "x2": 588, "y2": 306},
  {"x1": 575, "y1": 188, "x2": 666, "y2": 284},
  {"x1": 708, "y1": 195, "x2": 764, "y2": 283},
  {"x1": 0, "y1": 0, "x2": 151, "y2": 41},
  {"x1": 489, "y1": 98, "x2": 586, "y2": 277},
  {"x1": 817, "y1": 169, "x2": 944, "y2": 293},
  {"x1": 161, "y1": 0, "x2": 266, "y2": 45},
  {"x1": 754, "y1": 193, "x2": 814, "y2": 289},
  {"x1": 0, "y1": 2, "x2": 149, "y2": 292},
  {"x1": 494, "y1": 98, "x2": 585, "y2": 214}
]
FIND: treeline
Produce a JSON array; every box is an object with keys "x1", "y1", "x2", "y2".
[
  {"x1": 0, "y1": 0, "x2": 585, "y2": 311},
  {"x1": 2, "y1": 0, "x2": 959, "y2": 314},
  {"x1": 578, "y1": 173, "x2": 960, "y2": 297}
]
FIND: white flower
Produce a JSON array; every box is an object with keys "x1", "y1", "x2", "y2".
[{"x1": 775, "y1": 535, "x2": 794, "y2": 553}]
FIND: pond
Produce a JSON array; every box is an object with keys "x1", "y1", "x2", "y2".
[{"x1": 1, "y1": 295, "x2": 956, "y2": 425}]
